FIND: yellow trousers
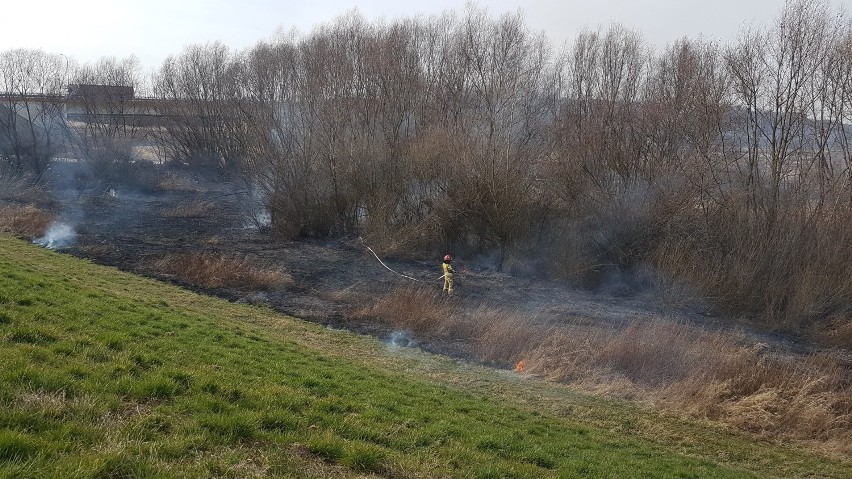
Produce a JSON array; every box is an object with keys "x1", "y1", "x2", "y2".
[{"x1": 443, "y1": 273, "x2": 454, "y2": 294}]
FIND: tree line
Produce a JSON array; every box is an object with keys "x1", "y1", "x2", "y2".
[{"x1": 1, "y1": 0, "x2": 851, "y2": 329}]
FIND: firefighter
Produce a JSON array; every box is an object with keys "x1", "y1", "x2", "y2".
[{"x1": 442, "y1": 254, "x2": 454, "y2": 295}]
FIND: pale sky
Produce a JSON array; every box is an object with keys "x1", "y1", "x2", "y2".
[{"x1": 1, "y1": 0, "x2": 809, "y2": 71}]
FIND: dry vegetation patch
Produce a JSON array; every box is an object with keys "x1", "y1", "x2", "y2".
[
  {"x1": 353, "y1": 287, "x2": 475, "y2": 340},
  {"x1": 0, "y1": 178, "x2": 56, "y2": 238},
  {"x1": 152, "y1": 253, "x2": 292, "y2": 291},
  {"x1": 357, "y1": 287, "x2": 852, "y2": 456},
  {"x1": 13, "y1": 390, "x2": 96, "y2": 418},
  {"x1": 163, "y1": 200, "x2": 217, "y2": 218},
  {"x1": 156, "y1": 172, "x2": 201, "y2": 192},
  {"x1": 0, "y1": 204, "x2": 54, "y2": 238},
  {"x1": 0, "y1": 186, "x2": 54, "y2": 209}
]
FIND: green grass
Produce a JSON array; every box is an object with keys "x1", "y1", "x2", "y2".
[{"x1": 0, "y1": 235, "x2": 849, "y2": 478}]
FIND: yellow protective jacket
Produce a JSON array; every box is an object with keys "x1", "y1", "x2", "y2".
[
  {"x1": 442, "y1": 261, "x2": 455, "y2": 293},
  {"x1": 442, "y1": 262, "x2": 454, "y2": 275}
]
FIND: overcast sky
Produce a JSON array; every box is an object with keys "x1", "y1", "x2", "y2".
[{"x1": 1, "y1": 0, "x2": 805, "y2": 71}]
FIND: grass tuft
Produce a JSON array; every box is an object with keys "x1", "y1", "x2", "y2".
[
  {"x1": 342, "y1": 443, "x2": 386, "y2": 473},
  {"x1": 0, "y1": 431, "x2": 37, "y2": 462},
  {"x1": 307, "y1": 435, "x2": 345, "y2": 461},
  {"x1": 199, "y1": 413, "x2": 258, "y2": 444},
  {"x1": 6, "y1": 328, "x2": 56, "y2": 345},
  {"x1": 91, "y1": 454, "x2": 164, "y2": 479}
]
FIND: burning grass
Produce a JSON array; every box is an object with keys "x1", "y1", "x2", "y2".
[
  {"x1": 358, "y1": 286, "x2": 852, "y2": 456},
  {"x1": 152, "y1": 252, "x2": 292, "y2": 291}
]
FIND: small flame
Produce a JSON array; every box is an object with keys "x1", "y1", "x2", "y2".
[{"x1": 514, "y1": 360, "x2": 526, "y2": 373}]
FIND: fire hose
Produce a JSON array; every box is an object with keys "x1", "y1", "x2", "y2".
[{"x1": 359, "y1": 237, "x2": 427, "y2": 283}]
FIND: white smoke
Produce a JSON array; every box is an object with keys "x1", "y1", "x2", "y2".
[
  {"x1": 33, "y1": 222, "x2": 75, "y2": 249},
  {"x1": 387, "y1": 330, "x2": 416, "y2": 348},
  {"x1": 244, "y1": 209, "x2": 271, "y2": 229},
  {"x1": 243, "y1": 185, "x2": 272, "y2": 230}
]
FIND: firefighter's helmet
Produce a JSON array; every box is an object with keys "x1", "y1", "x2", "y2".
[{"x1": 443, "y1": 254, "x2": 452, "y2": 262}]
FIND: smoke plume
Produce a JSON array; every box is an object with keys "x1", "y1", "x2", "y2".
[{"x1": 33, "y1": 221, "x2": 75, "y2": 249}]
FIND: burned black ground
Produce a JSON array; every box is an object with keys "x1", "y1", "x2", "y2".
[{"x1": 27, "y1": 163, "x2": 836, "y2": 366}]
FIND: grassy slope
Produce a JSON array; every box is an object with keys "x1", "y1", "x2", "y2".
[{"x1": 0, "y1": 236, "x2": 848, "y2": 479}]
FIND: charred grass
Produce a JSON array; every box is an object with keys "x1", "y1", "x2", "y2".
[
  {"x1": 2, "y1": 236, "x2": 850, "y2": 478},
  {"x1": 357, "y1": 286, "x2": 852, "y2": 458}
]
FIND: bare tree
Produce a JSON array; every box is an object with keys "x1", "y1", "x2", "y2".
[
  {"x1": 551, "y1": 25, "x2": 649, "y2": 196},
  {"x1": 0, "y1": 49, "x2": 67, "y2": 180},
  {"x1": 660, "y1": 0, "x2": 852, "y2": 324},
  {"x1": 67, "y1": 55, "x2": 144, "y2": 175},
  {"x1": 726, "y1": 0, "x2": 842, "y2": 220},
  {"x1": 452, "y1": 7, "x2": 554, "y2": 269},
  {"x1": 152, "y1": 42, "x2": 246, "y2": 174}
]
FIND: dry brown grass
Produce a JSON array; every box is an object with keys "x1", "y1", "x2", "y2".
[
  {"x1": 163, "y1": 200, "x2": 217, "y2": 218},
  {"x1": 651, "y1": 200, "x2": 852, "y2": 334},
  {"x1": 352, "y1": 287, "x2": 463, "y2": 338},
  {"x1": 0, "y1": 170, "x2": 55, "y2": 207},
  {"x1": 357, "y1": 287, "x2": 852, "y2": 456},
  {"x1": 157, "y1": 172, "x2": 201, "y2": 192},
  {"x1": 152, "y1": 253, "x2": 292, "y2": 291},
  {"x1": 14, "y1": 390, "x2": 97, "y2": 418},
  {"x1": 821, "y1": 315, "x2": 852, "y2": 347},
  {"x1": 468, "y1": 308, "x2": 544, "y2": 367},
  {"x1": 0, "y1": 204, "x2": 55, "y2": 238}
]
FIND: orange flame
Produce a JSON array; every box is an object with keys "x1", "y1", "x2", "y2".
[{"x1": 514, "y1": 360, "x2": 526, "y2": 373}]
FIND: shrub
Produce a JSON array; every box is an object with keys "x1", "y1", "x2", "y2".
[
  {"x1": 343, "y1": 444, "x2": 386, "y2": 473},
  {"x1": 652, "y1": 199, "x2": 852, "y2": 330}
]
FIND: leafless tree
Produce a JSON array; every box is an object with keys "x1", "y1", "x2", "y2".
[
  {"x1": 551, "y1": 25, "x2": 649, "y2": 198},
  {"x1": 0, "y1": 48, "x2": 67, "y2": 180},
  {"x1": 726, "y1": 0, "x2": 843, "y2": 220},
  {"x1": 450, "y1": 7, "x2": 554, "y2": 269},
  {"x1": 152, "y1": 42, "x2": 246, "y2": 173},
  {"x1": 67, "y1": 55, "x2": 145, "y2": 175}
]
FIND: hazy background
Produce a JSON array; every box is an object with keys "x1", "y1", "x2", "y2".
[{"x1": 2, "y1": 0, "x2": 788, "y2": 69}]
